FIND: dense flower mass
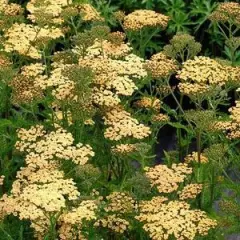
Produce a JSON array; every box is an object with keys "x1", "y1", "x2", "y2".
[
  {"x1": 136, "y1": 199, "x2": 217, "y2": 240},
  {"x1": 3, "y1": 23, "x2": 63, "y2": 58},
  {"x1": 58, "y1": 200, "x2": 98, "y2": 240},
  {"x1": 1, "y1": 164, "x2": 80, "y2": 239},
  {"x1": 123, "y1": 10, "x2": 169, "y2": 31},
  {"x1": 37, "y1": 63, "x2": 76, "y2": 101},
  {"x1": 214, "y1": 101, "x2": 240, "y2": 139},
  {"x1": 177, "y1": 56, "x2": 236, "y2": 85},
  {"x1": 145, "y1": 52, "x2": 179, "y2": 79},
  {"x1": 178, "y1": 82, "x2": 210, "y2": 96},
  {"x1": 79, "y1": 53, "x2": 147, "y2": 97},
  {"x1": 94, "y1": 214, "x2": 130, "y2": 233},
  {"x1": 103, "y1": 107, "x2": 151, "y2": 141},
  {"x1": 84, "y1": 35, "x2": 132, "y2": 59},
  {"x1": 105, "y1": 192, "x2": 136, "y2": 213},
  {"x1": 15, "y1": 125, "x2": 94, "y2": 166},
  {"x1": 9, "y1": 63, "x2": 46, "y2": 104},
  {"x1": 178, "y1": 183, "x2": 203, "y2": 200},
  {"x1": 26, "y1": 1, "x2": 103, "y2": 25},
  {"x1": 26, "y1": 0, "x2": 72, "y2": 24},
  {"x1": 145, "y1": 163, "x2": 192, "y2": 193},
  {"x1": 210, "y1": 2, "x2": 240, "y2": 25},
  {"x1": 134, "y1": 97, "x2": 161, "y2": 111},
  {"x1": 0, "y1": 3, "x2": 23, "y2": 16}
]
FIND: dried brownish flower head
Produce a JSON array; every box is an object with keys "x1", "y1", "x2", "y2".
[
  {"x1": 145, "y1": 52, "x2": 179, "y2": 79},
  {"x1": 0, "y1": 54, "x2": 12, "y2": 67},
  {"x1": 134, "y1": 97, "x2": 161, "y2": 111},
  {"x1": 52, "y1": 50, "x2": 77, "y2": 64},
  {"x1": 9, "y1": 63, "x2": 46, "y2": 105},
  {"x1": 178, "y1": 183, "x2": 203, "y2": 200},
  {"x1": 113, "y1": 10, "x2": 126, "y2": 22},
  {"x1": 108, "y1": 31, "x2": 126, "y2": 45},
  {"x1": 1, "y1": 3, "x2": 23, "y2": 16},
  {"x1": 184, "y1": 152, "x2": 208, "y2": 164},
  {"x1": 78, "y1": 3, "x2": 104, "y2": 22},
  {"x1": 151, "y1": 113, "x2": 170, "y2": 123},
  {"x1": 123, "y1": 10, "x2": 169, "y2": 31},
  {"x1": 210, "y1": 2, "x2": 240, "y2": 25},
  {"x1": 111, "y1": 143, "x2": 137, "y2": 155},
  {"x1": 94, "y1": 214, "x2": 130, "y2": 233},
  {"x1": 105, "y1": 192, "x2": 136, "y2": 214}
]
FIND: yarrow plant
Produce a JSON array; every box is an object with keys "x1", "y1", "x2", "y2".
[{"x1": 0, "y1": 0, "x2": 240, "y2": 239}]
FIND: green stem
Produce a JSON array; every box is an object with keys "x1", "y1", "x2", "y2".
[
  {"x1": 210, "y1": 167, "x2": 215, "y2": 204},
  {"x1": 196, "y1": 130, "x2": 201, "y2": 166},
  {"x1": 167, "y1": 80, "x2": 194, "y2": 131},
  {"x1": 216, "y1": 22, "x2": 228, "y2": 39},
  {"x1": 139, "y1": 28, "x2": 159, "y2": 57},
  {"x1": 196, "y1": 130, "x2": 202, "y2": 208}
]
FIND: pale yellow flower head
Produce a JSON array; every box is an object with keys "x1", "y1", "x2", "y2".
[
  {"x1": 214, "y1": 101, "x2": 240, "y2": 139},
  {"x1": 136, "y1": 199, "x2": 217, "y2": 240},
  {"x1": 145, "y1": 163, "x2": 192, "y2": 193},
  {"x1": 94, "y1": 214, "x2": 130, "y2": 234},
  {"x1": 103, "y1": 108, "x2": 151, "y2": 141},
  {"x1": 178, "y1": 183, "x2": 203, "y2": 200},
  {"x1": 177, "y1": 56, "x2": 240, "y2": 86},
  {"x1": 27, "y1": 0, "x2": 72, "y2": 24},
  {"x1": 58, "y1": 200, "x2": 98, "y2": 240},
  {"x1": 15, "y1": 125, "x2": 94, "y2": 166},
  {"x1": 4, "y1": 23, "x2": 63, "y2": 59}
]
